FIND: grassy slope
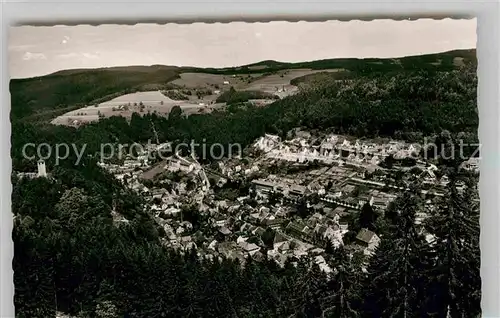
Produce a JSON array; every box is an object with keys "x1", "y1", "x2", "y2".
[
  {"x1": 10, "y1": 66, "x2": 181, "y2": 120},
  {"x1": 10, "y1": 49, "x2": 476, "y2": 121}
]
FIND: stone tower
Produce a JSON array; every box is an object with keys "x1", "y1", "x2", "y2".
[{"x1": 37, "y1": 159, "x2": 47, "y2": 177}]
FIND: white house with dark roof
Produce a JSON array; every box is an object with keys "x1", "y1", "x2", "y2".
[
  {"x1": 239, "y1": 241, "x2": 261, "y2": 256},
  {"x1": 355, "y1": 228, "x2": 380, "y2": 256}
]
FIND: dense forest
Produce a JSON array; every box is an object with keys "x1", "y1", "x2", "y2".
[
  {"x1": 215, "y1": 87, "x2": 278, "y2": 104},
  {"x1": 11, "y1": 50, "x2": 480, "y2": 317}
]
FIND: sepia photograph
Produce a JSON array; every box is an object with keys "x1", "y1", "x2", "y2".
[{"x1": 9, "y1": 18, "x2": 479, "y2": 317}]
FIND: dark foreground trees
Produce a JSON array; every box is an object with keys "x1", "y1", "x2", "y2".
[
  {"x1": 12, "y1": 165, "x2": 480, "y2": 318},
  {"x1": 363, "y1": 186, "x2": 433, "y2": 317},
  {"x1": 423, "y1": 173, "x2": 481, "y2": 317}
]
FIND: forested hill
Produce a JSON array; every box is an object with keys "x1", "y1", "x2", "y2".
[
  {"x1": 218, "y1": 48, "x2": 476, "y2": 74},
  {"x1": 10, "y1": 49, "x2": 475, "y2": 120}
]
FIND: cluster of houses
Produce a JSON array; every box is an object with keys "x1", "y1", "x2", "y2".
[
  {"x1": 164, "y1": 152, "x2": 211, "y2": 191},
  {"x1": 85, "y1": 129, "x2": 479, "y2": 273},
  {"x1": 216, "y1": 160, "x2": 261, "y2": 179},
  {"x1": 250, "y1": 164, "x2": 398, "y2": 212},
  {"x1": 97, "y1": 146, "x2": 213, "y2": 243},
  {"x1": 207, "y1": 201, "x2": 355, "y2": 272},
  {"x1": 251, "y1": 177, "x2": 307, "y2": 201},
  {"x1": 254, "y1": 133, "x2": 421, "y2": 166}
]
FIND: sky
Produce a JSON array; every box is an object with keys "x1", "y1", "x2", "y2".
[{"x1": 9, "y1": 18, "x2": 476, "y2": 79}]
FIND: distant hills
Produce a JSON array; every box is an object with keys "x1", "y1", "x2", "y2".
[
  {"x1": 212, "y1": 49, "x2": 476, "y2": 74},
  {"x1": 9, "y1": 49, "x2": 476, "y2": 121}
]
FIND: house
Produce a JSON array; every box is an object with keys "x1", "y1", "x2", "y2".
[
  {"x1": 358, "y1": 193, "x2": 372, "y2": 207},
  {"x1": 460, "y1": 157, "x2": 480, "y2": 172},
  {"x1": 341, "y1": 184, "x2": 356, "y2": 195},
  {"x1": 331, "y1": 206, "x2": 348, "y2": 218},
  {"x1": 314, "y1": 223, "x2": 341, "y2": 243},
  {"x1": 252, "y1": 179, "x2": 276, "y2": 194},
  {"x1": 252, "y1": 226, "x2": 266, "y2": 237},
  {"x1": 214, "y1": 215, "x2": 227, "y2": 227},
  {"x1": 310, "y1": 247, "x2": 325, "y2": 255},
  {"x1": 277, "y1": 241, "x2": 291, "y2": 254},
  {"x1": 440, "y1": 175, "x2": 450, "y2": 186},
  {"x1": 288, "y1": 184, "x2": 307, "y2": 198},
  {"x1": 292, "y1": 246, "x2": 309, "y2": 259},
  {"x1": 339, "y1": 221, "x2": 349, "y2": 232},
  {"x1": 286, "y1": 220, "x2": 310, "y2": 240},
  {"x1": 165, "y1": 155, "x2": 199, "y2": 174},
  {"x1": 312, "y1": 203, "x2": 325, "y2": 212},
  {"x1": 265, "y1": 218, "x2": 284, "y2": 230},
  {"x1": 355, "y1": 228, "x2": 380, "y2": 255},
  {"x1": 37, "y1": 159, "x2": 47, "y2": 177},
  {"x1": 307, "y1": 213, "x2": 324, "y2": 228},
  {"x1": 273, "y1": 231, "x2": 291, "y2": 250},
  {"x1": 218, "y1": 242, "x2": 246, "y2": 263},
  {"x1": 217, "y1": 226, "x2": 232, "y2": 242},
  {"x1": 237, "y1": 236, "x2": 248, "y2": 244},
  {"x1": 422, "y1": 169, "x2": 437, "y2": 184},
  {"x1": 240, "y1": 222, "x2": 254, "y2": 233},
  {"x1": 239, "y1": 241, "x2": 261, "y2": 256},
  {"x1": 251, "y1": 250, "x2": 266, "y2": 262},
  {"x1": 164, "y1": 207, "x2": 181, "y2": 217},
  {"x1": 370, "y1": 194, "x2": 392, "y2": 210},
  {"x1": 208, "y1": 240, "x2": 218, "y2": 250},
  {"x1": 274, "y1": 206, "x2": 289, "y2": 218},
  {"x1": 180, "y1": 236, "x2": 197, "y2": 251},
  {"x1": 267, "y1": 250, "x2": 289, "y2": 267},
  {"x1": 259, "y1": 206, "x2": 271, "y2": 214},
  {"x1": 166, "y1": 230, "x2": 177, "y2": 244},
  {"x1": 248, "y1": 212, "x2": 261, "y2": 223},
  {"x1": 257, "y1": 211, "x2": 271, "y2": 223},
  {"x1": 323, "y1": 207, "x2": 334, "y2": 218},
  {"x1": 314, "y1": 255, "x2": 333, "y2": 274}
]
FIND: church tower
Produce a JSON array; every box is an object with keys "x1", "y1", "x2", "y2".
[{"x1": 37, "y1": 159, "x2": 47, "y2": 177}]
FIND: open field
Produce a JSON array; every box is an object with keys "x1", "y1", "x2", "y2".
[
  {"x1": 171, "y1": 72, "x2": 253, "y2": 89},
  {"x1": 140, "y1": 159, "x2": 170, "y2": 180},
  {"x1": 50, "y1": 69, "x2": 341, "y2": 126},
  {"x1": 173, "y1": 68, "x2": 345, "y2": 99},
  {"x1": 237, "y1": 68, "x2": 344, "y2": 97},
  {"x1": 51, "y1": 90, "x2": 217, "y2": 126}
]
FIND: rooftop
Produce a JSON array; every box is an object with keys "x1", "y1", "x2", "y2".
[{"x1": 356, "y1": 228, "x2": 377, "y2": 244}]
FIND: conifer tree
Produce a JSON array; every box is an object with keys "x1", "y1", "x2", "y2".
[
  {"x1": 363, "y1": 186, "x2": 430, "y2": 317},
  {"x1": 359, "y1": 203, "x2": 377, "y2": 231},
  {"x1": 424, "y1": 173, "x2": 480, "y2": 317},
  {"x1": 323, "y1": 246, "x2": 361, "y2": 318}
]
